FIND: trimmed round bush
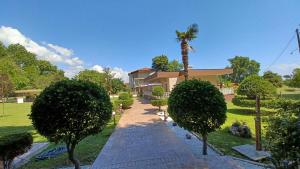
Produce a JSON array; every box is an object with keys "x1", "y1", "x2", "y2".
[
  {"x1": 168, "y1": 80, "x2": 227, "y2": 155},
  {"x1": 0, "y1": 133, "x2": 33, "y2": 169},
  {"x1": 118, "y1": 92, "x2": 132, "y2": 100},
  {"x1": 152, "y1": 86, "x2": 164, "y2": 98},
  {"x1": 30, "y1": 80, "x2": 112, "y2": 169},
  {"x1": 151, "y1": 99, "x2": 167, "y2": 111}
]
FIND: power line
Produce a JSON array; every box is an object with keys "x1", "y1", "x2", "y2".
[{"x1": 265, "y1": 34, "x2": 296, "y2": 71}]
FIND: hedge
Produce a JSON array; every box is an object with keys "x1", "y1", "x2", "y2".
[
  {"x1": 232, "y1": 96, "x2": 298, "y2": 109},
  {"x1": 115, "y1": 98, "x2": 134, "y2": 109},
  {"x1": 0, "y1": 133, "x2": 33, "y2": 169},
  {"x1": 151, "y1": 99, "x2": 167, "y2": 110}
]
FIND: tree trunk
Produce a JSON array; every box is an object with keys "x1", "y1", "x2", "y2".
[
  {"x1": 255, "y1": 95, "x2": 262, "y2": 151},
  {"x1": 202, "y1": 134, "x2": 208, "y2": 155},
  {"x1": 159, "y1": 105, "x2": 161, "y2": 111},
  {"x1": 67, "y1": 143, "x2": 81, "y2": 169},
  {"x1": 181, "y1": 40, "x2": 189, "y2": 81}
]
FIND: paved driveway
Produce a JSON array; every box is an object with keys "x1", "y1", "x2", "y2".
[{"x1": 91, "y1": 99, "x2": 239, "y2": 169}]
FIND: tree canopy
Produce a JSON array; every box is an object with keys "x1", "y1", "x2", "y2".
[
  {"x1": 237, "y1": 75, "x2": 276, "y2": 99},
  {"x1": 0, "y1": 42, "x2": 65, "y2": 90},
  {"x1": 168, "y1": 80, "x2": 226, "y2": 155},
  {"x1": 152, "y1": 55, "x2": 169, "y2": 72},
  {"x1": 227, "y1": 56, "x2": 260, "y2": 83},
  {"x1": 75, "y1": 70, "x2": 105, "y2": 87},
  {"x1": 30, "y1": 80, "x2": 112, "y2": 169},
  {"x1": 167, "y1": 60, "x2": 183, "y2": 72},
  {"x1": 262, "y1": 71, "x2": 283, "y2": 87},
  {"x1": 288, "y1": 68, "x2": 300, "y2": 87}
]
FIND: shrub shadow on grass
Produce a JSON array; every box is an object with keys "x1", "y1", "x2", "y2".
[{"x1": 0, "y1": 126, "x2": 46, "y2": 142}]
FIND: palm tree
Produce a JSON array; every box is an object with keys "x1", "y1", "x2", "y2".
[{"x1": 176, "y1": 24, "x2": 199, "y2": 80}]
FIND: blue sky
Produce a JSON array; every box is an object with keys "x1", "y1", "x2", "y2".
[{"x1": 0, "y1": 0, "x2": 300, "y2": 81}]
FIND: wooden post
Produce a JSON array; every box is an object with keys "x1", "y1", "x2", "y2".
[{"x1": 255, "y1": 95, "x2": 262, "y2": 150}]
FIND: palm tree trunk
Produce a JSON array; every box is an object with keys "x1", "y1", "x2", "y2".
[
  {"x1": 181, "y1": 40, "x2": 189, "y2": 80},
  {"x1": 202, "y1": 134, "x2": 208, "y2": 155}
]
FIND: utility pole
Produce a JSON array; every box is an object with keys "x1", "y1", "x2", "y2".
[{"x1": 297, "y1": 29, "x2": 300, "y2": 54}]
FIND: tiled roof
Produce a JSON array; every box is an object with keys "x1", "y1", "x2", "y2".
[{"x1": 128, "y1": 68, "x2": 153, "y2": 74}]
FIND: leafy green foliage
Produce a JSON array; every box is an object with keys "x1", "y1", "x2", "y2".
[
  {"x1": 168, "y1": 80, "x2": 226, "y2": 155},
  {"x1": 237, "y1": 75, "x2": 276, "y2": 99},
  {"x1": 288, "y1": 68, "x2": 300, "y2": 88},
  {"x1": 116, "y1": 92, "x2": 133, "y2": 109},
  {"x1": 176, "y1": 24, "x2": 199, "y2": 41},
  {"x1": 152, "y1": 86, "x2": 164, "y2": 97},
  {"x1": 0, "y1": 133, "x2": 33, "y2": 169},
  {"x1": 263, "y1": 71, "x2": 283, "y2": 87},
  {"x1": 265, "y1": 105, "x2": 300, "y2": 168},
  {"x1": 30, "y1": 80, "x2": 112, "y2": 168},
  {"x1": 75, "y1": 70, "x2": 105, "y2": 87},
  {"x1": 111, "y1": 78, "x2": 126, "y2": 94},
  {"x1": 0, "y1": 43, "x2": 65, "y2": 90},
  {"x1": 151, "y1": 99, "x2": 167, "y2": 111},
  {"x1": 227, "y1": 56, "x2": 260, "y2": 83},
  {"x1": 0, "y1": 74, "x2": 14, "y2": 100},
  {"x1": 167, "y1": 60, "x2": 183, "y2": 72},
  {"x1": 152, "y1": 55, "x2": 169, "y2": 72}
]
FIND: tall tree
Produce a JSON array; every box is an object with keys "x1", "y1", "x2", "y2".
[
  {"x1": 290, "y1": 68, "x2": 300, "y2": 87},
  {"x1": 227, "y1": 56, "x2": 260, "y2": 83},
  {"x1": 75, "y1": 70, "x2": 105, "y2": 87},
  {"x1": 0, "y1": 42, "x2": 7, "y2": 58},
  {"x1": 111, "y1": 78, "x2": 126, "y2": 94},
  {"x1": 167, "y1": 60, "x2": 183, "y2": 72},
  {"x1": 176, "y1": 24, "x2": 199, "y2": 80},
  {"x1": 0, "y1": 74, "x2": 14, "y2": 114},
  {"x1": 237, "y1": 75, "x2": 276, "y2": 150},
  {"x1": 262, "y1": 71, "x2": 283, "y2": 87},
  {"x1": 103, "y1": 67, "x2": 115, "y2": 94},
  {"x1": 152, "y1": 55, "x2": 169, "y2": 72}
]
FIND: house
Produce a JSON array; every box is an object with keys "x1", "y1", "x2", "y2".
[{"x1": 128, "y1": 67, "x2": 234, "y2": 99}]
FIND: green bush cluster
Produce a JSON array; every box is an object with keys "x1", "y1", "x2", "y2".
[
  {"x1": 0, "y1": 133, "x2": 33, "y2": 169},
  {"x1": 30, "y1": 79, "x2": 112, "y2": 168},
  {"x1": 232, "y1": 96, "x2": 298, "y2": 109},
  {"x1": 265, "y1": 105, "x2": 300, "y2": 168},
  {"x1": 151, "y1": 99, "x2": 167, "y2": 111},
  {"x1": 115, "y1": 92, "x2": 134, "y2": 109}
]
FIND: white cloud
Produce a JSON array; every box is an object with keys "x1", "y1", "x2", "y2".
[
  {"x1": 91, "y1": 65, "x2": 129, "y2": 82},
  {"x1": 0, "y1": 26, "x2": 83, "y2": 66},
  {"x1": 269, "y1": 63, "x2": 300, "y2": 75},
  {"x1": 0, "y1": 26, "x2": 129, "y2": 80}
]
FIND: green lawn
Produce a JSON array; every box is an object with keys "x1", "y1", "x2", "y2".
[
  {"x1": 21, "y1": 113, "x2": 121, "y2": 169},
  {"x1": 0, "y1": 101, "x2": 121, "y2": 168},
  {"x1": 277, "y1": 85, "x2": 300, "y2": 100},
  {"x1": 207, "y1": 102, "x2": 274, "y2": 157},
  {"x1": 0, "y1": 102, "x2": 46, "y2": 142}
]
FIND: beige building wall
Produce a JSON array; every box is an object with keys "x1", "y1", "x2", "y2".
[{"x1": 168, "y1": 77, "x2": 178, "y2": 91}]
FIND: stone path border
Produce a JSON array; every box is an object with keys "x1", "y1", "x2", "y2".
[{"x1": 12, "y1": 142, "x2": 49, "y2": 168}]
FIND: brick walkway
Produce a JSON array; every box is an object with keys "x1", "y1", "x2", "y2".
[{"x1": 91, "y1": 99, "x2": 240, "y2": 169}]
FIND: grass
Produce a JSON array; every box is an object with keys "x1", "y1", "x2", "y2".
[
  {"x1": 0, "y1": 100, "x2": 121, "y2": 168},
  {"x1": 207, "y1": 102, "x2": 273, "y2": 157},
  {"x1": 277, "y1": 85, "x2": 300, "y2": 100},
  {"x1": 0, "y1": 102, "x2": 46, "y2": 142},
  {"x1": 21, "y1": 113, "x2": 121, "y2": 169}
]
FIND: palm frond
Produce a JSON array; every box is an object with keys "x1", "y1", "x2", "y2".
[
  {"x1": 186, "y1": 24, "x2": 199, "y2": 41},
  {"x1": 176, "y1": 30, "x2": 185, "y2": 42}
]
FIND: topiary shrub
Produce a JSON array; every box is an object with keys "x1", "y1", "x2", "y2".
[
  {"x1": 151, "y1": 99, "x2": 167, "y2": 111},
  {"x1": 0, "y1": 133, "x2": 33, "y2": 169},
  {"x1": 30, "y1": 80, "x2": 112, "y2": 169},
  {"x1": 118, "y1": 92, "x2": 132, "y2": 100},
  {"x1": 168, "y1": 80, "x2": 227, "y2": 155},
  {"x1": 152, "y1": 86, "x2": 164, "y2": 98},
  {"x1": 117, "y1": 92, "x2": 133, "y2": 109}
]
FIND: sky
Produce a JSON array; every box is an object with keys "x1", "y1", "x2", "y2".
[{"x1": 0, "y1": 0, "x2": 300, "y2": 82}]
